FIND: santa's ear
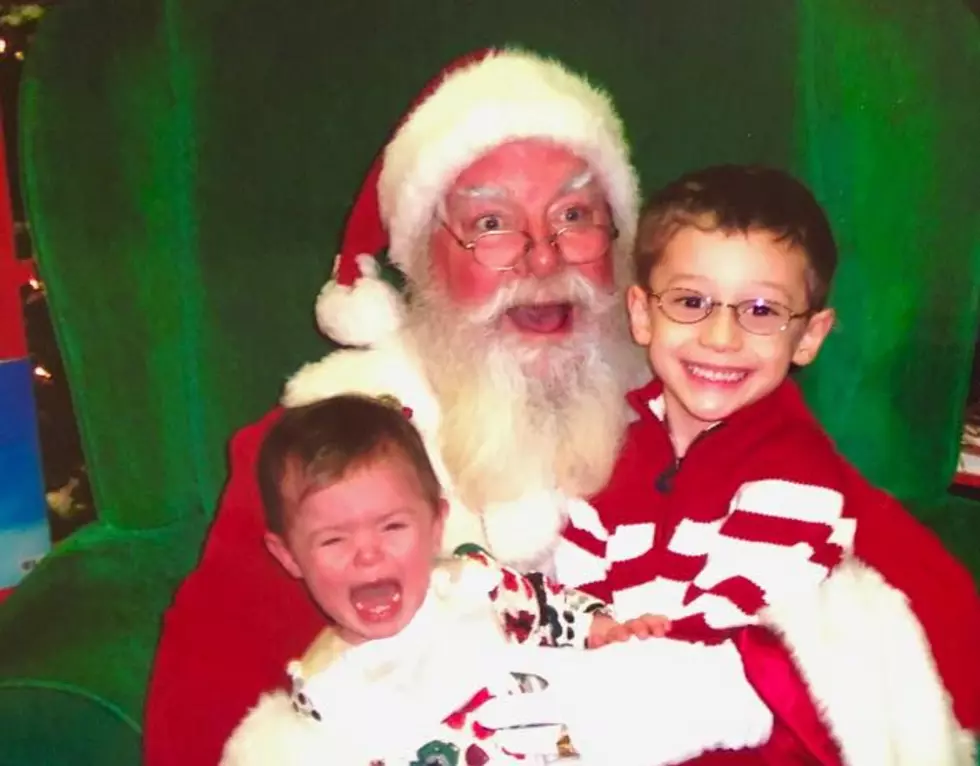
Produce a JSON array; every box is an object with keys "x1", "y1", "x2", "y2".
[{"x1": 264, "y1": 531, "x2": 303, "y2": 579}]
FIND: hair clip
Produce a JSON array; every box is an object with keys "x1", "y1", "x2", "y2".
[{"x1": 375, "y1": 393, "x2": 414, "y2": 421}]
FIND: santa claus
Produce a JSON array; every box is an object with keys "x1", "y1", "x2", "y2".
[{"x1": 144, "y1": 48, "x2": 979, "y2": 766}]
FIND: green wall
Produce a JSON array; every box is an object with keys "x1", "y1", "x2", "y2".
[{"x1": 797, "y1": 0, "x2": 980, "y2": 503}]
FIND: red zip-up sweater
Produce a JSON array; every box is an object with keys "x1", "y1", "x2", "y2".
[{"x1": 557, "y1": 377, "x2": 980, "y2": 763}]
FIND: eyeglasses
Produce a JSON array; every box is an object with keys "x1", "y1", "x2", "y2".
[
  {"x1": 440, "y1": 220, "x2": 619, "y2": 273},
  {"x1": 650, "y1": 287, "x2": 811, "y2": 336}
]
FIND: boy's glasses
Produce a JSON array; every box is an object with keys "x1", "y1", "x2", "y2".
[
  {"x1": 650, "y1": 287, "x2": 811, "y2": 336},
  {"x1": 440, "y1": 220, "x2": 619, "y2": 273}
]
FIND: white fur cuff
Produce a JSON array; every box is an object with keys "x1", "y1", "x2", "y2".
[{"x1": 761, "y1": 557, "x2": 975, "y2": 766}]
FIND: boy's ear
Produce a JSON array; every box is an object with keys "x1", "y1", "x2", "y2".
[
  {"x1": 793, "y1": 307, "x2": 835, "y2": 367},
  {"x1": 264, "y1": 531, "x2": 303, "y2": 579},
  {"x1": 626, "y1": 284, "x2": 654, "y2": 346}
]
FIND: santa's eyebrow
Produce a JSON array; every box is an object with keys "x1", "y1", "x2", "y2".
[
  {"x1": 438, "y1": 173, "x2": 598, "y2": 221},
  {"x1": 451, "y1": 185, "x2": 510, "y2": 200},
  {"x1": 558, "y1": 169, "x2": 596, "y2": 195},
  {"x1": 452, "y1": 173, "x2": 596, "y2": 202},
  {"x1": 437, "y1": 185, "x2": 512, "y2": 219}
]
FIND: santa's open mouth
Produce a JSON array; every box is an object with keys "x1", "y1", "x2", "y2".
[
  {"x1": 350, "y1": 578, "x2": 403, "y2": 623},
  {"x1": 506, "y1": 303, "x2": 574, "y2": 334}
]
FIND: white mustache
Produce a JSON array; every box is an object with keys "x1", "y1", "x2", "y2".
[{"x1": 464, "y1": 272, "x2": 618, "y2": 326}]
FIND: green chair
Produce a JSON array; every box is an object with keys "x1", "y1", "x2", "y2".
[{"x1": 0, "y1": 0, "x2": 977, "y2": 763}]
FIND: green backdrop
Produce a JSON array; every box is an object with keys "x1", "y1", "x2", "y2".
[
  {"x1": 0, "y1": 1, "x2": 977, "y2": 764},
  {"x1": 797, "y1": 0, "x2": 980, "y2": 501}
]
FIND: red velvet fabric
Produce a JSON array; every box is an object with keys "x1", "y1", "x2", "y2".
[{"x1": 144, "y1": 408, "x2": 323, "y2": 766}]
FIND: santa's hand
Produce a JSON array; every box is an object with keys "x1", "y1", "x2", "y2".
[{"x1": 473, "y1": 639, "x2": 774, "y2": 766}]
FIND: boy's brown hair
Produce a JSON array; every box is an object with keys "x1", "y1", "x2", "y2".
[
  {"x1": 634, "y1": 164, "x2": 838, "y2": 310},
  {"x1": 257, "y1": 394, "x2": 442, "y2": 535}
]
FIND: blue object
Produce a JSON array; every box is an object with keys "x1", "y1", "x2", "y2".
[{"x1": 0, "y1": 357, "x2": 50, "y2": 588}]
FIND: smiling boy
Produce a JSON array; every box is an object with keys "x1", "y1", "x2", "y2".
[
  {"x1": 629, "y1": 218, "x2": 835, "y2": 459},
  {"x1": 544, "y1": 164, "x2": 980, "y2": 763}
]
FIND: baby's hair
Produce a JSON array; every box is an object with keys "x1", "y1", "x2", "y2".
[
  {"x1": 257, "y1": 394, "x2": 441, "y2": 534},
  {"x1": 634, "y1": 165, "x2": 838, "y2": 310}
]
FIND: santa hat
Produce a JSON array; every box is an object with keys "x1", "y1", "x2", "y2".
[{"x1": 316, "y1": 48, "x2": 640, "y2": 348}]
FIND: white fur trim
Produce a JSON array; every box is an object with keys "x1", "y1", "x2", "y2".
[
  {"x1": 282, "y1": 333, "x2": 436, "y2": 419},
  {"x1": 220, "y1": 691, "x2": 346, "y2": 766},
  {"x1": 378, "y1": 49, "x2": 640, "y2": 270},
  {"x1": 314, "y1": 254, "x2": 404, "y2": 347},
  {"x1": 761, "y1": 557, "x2": 975, "y2": 765}
]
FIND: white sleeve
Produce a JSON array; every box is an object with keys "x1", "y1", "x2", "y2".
[{"x1": 474, "y1": 638, "x2": 773, "y2": 766}]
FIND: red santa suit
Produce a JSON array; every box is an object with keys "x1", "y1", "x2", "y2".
[
  {"x1": 144, "y1": 47, "x2": 645, "y2": 766},
  {"x1": 546, "y1": 376, "x2": 980, "y2": 764}
]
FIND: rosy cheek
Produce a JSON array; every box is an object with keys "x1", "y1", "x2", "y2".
[
  {"x1": 429, "y1": 233, "x2": 508, "y2": 305},
  {"x1": 575, "y1": 255, "x2": 615, "y2": 289},
  {"x1": 309, "y1": 570, "x2": 346, "y2": 609},
  {"x1": 649, "y1": 320, "x2": 689, "y2": 352},
  {"x1": 387, "y1": 532, "x2": 428, "y2": 569},
  {"x1": 310, "y1": 548, "x2": 351, "y2": 580},
  {"x1": 453, "y1": 269, "x2": 508, "y2": 305}
]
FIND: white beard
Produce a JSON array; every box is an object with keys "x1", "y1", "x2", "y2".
[{"x1": 402, "y1": 268, "x2": 645, "y2": 514}]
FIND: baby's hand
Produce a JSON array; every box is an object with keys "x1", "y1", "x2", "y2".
[{"x1": 587, "y1": 612, "x2": 671, "y2": 649}]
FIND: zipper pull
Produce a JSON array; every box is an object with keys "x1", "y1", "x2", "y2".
[{"x1": 655, "y1": 461, "x2": 679, "y2": 493}]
